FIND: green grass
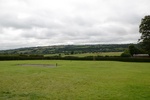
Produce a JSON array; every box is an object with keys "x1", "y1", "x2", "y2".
[
  {"x1": 0, "y1": 60, "x2": 150, "y2": 100},
  {"x1": 44, "y1": 52, "x2": 123, "y2": 57},
  {"x1": 68, "y1": 52, "x2": 123, "y2": 57}
]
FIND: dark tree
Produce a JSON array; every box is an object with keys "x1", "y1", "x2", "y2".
[
  {"x1": 71, "y1": 51, "x2": 74, "y2": 55},
  {"x1": 128, "y1": 45, "x2": 139, "y2": 56},
  {"x1": 139, "y1": 15, "x2": 150, "y2": 55}
]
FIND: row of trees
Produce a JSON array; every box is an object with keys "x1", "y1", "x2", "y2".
[{"x1": 121, "y1": 44, "x2": 146, "y2": 57}]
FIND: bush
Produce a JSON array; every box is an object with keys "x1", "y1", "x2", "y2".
[
  {"x1": 121, "y1": 49, "x2": 131, "y2": 57},
  {"x1": 121, "y1": 52, "x2": 131, "y2": 57}
]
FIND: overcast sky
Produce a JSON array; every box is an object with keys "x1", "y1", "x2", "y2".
[{"x1": 0, "y1": 0, "x2": 150, "y2": 50}]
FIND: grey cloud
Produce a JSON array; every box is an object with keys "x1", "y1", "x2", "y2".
[
  {"x1": 0, "y1": 12, "x2": 64, "y2": 30},
  {"x1": 0, "y1": 14, "x2": 31, "y2": 29},
  {"x1": 21, "y1": 28, "x2": 60, "y2": 39},
  {"x1": 0, "y1": 0, "x2": 150, "y2": 50}
]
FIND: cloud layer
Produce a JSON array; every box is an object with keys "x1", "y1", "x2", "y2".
[{"x1": 0, "y1": 0, "x2": 150, "y2": 50}]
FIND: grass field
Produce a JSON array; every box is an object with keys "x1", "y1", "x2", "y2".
[
  {"x1": 0, "y1": 60, "x2": 150, "y2": 100},
  {"x1": 44, "y1": 52, "x2": 123, "y2": 57}
]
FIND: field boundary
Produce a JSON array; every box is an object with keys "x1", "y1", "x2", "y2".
[{"x1": 0, "y1": 56, "x2": 150, "y2": 62}]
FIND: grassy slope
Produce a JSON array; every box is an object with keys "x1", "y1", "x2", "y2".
[{"x1": 0, "y1": 60, "x2": 150, "y2": 100}]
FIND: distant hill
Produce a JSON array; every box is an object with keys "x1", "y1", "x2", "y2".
[{"x1": 0, "y1": 44, "x2": 131, "y2": 55}]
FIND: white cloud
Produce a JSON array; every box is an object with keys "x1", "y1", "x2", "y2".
[{"x1": 0, "y1": 0, "x2": 150, "y2": 50}]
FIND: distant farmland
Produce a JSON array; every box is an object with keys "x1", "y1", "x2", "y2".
[
  {"x1": 0, "y1": 44, "x2": 130, "y2": 55},
  {"x1": 44, "y1": 52, "x2": 123, "y2": 57}
]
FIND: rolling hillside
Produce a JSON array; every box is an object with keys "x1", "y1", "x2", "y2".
[{"x1": 0, "y1": 44, "x2": 131, "y2": 55}]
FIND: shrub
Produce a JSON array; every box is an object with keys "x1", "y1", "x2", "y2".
[{"x1": 121, "y1": 52, "x2": 131, "y2": 57}]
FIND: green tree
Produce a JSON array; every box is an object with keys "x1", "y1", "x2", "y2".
[
  {"x1": 121, "y1": 49, "x2": 131, "y2": 57},
  {"x1": 139, "y1": 15, "x2": 150, "y2": 55},
  {"x1": 71, "y1": 51, "x2": 74, "y2": 55},
  {"x1": 128, "y1": 45, "x2": 137, "y2": 56}
]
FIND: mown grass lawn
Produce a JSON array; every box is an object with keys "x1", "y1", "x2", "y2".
[{"x1": 0, "y1": 60, "x2": 150, "y2": 100}]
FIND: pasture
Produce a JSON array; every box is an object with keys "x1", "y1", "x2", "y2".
[
  {"x1": 66, "y1": 52, "x2": 123, "y2": 57},
  {"x1": 44, "y1": 52, "x2": 123, "y2": 57},
  {"x1": 0, "y1": 60, "x2": 150, "y2": 100}
]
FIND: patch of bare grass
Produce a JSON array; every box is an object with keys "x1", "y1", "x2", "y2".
[{"x1": 19, "y1": 64, "x2": 56, "y2": 68}]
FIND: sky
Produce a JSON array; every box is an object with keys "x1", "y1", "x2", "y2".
[{"x1": 0, "y1": 0, "x2": 150, "y2": 50}]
